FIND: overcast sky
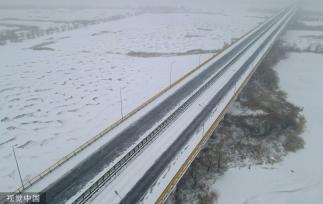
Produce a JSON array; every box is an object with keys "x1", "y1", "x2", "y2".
[
  {"x1": 0, "y1": 0, "x2": 321, "y2": 11},
  {"x1": 0, "y1": 0, "x2": 295, "y2": 8}
]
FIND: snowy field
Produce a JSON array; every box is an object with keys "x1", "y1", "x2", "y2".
[
  {"x1": 0, "y1": 9, "x2": 136, "y2": 21},
  {"x1": 0, "y1": 7, "x2": 269, "y2": 191},
  {"x1": 282, "y1": 29, "x2": 323, "y2": 52},
  {"x1": 214, "y1": 51, "x2": 323, "y2": 204},
  {"x1": 212, "y1": 10, "x2": 323, "y2": 200},
  {"x1": 213, "y1": 9, "x2": 323, "y2": 203},
  {"x1": 0, "y1": 9, "x2": 138, "y2": 45}
]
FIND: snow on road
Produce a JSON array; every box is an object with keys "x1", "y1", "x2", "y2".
[
  {"x1": 88, "y1": 11, "x2": 294, "y2": 203},
  {"x1": 214, "y1": 52, "x2": 323, "y2": 204},
  {"x1": 0, "y1": 8, "x2": 266, "y2": 191}
]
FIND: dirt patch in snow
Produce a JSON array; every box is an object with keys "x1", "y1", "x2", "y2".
[{"x1": 166, "y1": 42, "x2": 306, "y2": 204}]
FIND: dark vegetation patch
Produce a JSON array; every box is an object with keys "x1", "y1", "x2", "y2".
[
  {"x1": 29, "y1": 41, "x2": 56, "y2": 51},
  {"x1": 91, "y1": 30, "x2": 118, "y2": 36},
  {"x1": 0, "y1": 14, "x2": 128, "y2": 45},
  {"x1": 166, "y1": 42, "x2": 305, "y2": 204},
  {"x1": 197, "y1": 28, "x2": 213, "y2": 32},
  {"x1": 126, "y1": 49, "x2": 218, "y2": 58},
  {"x1": 184, "y1": 34, "x2": 204, "y2": 38}
]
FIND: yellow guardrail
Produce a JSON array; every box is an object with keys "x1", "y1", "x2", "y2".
[
  {"x1": 13, "y1": 24, "x2": 257, "y2": 194},
  {"x1": 155, "y1": 32, "x2": 279, "y2": 204}
]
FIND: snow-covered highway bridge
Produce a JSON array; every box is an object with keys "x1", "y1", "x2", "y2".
[{"x1": 1, "y1": 6, "x2": 296, "y2": 204}]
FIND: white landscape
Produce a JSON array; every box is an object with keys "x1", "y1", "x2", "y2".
[
  {"x1": 0, "y1": 4, "x2": 268, "y2": 192},
  {"x1": 215, "y1": 52, "x2": 323, "y2": 204},
  {"x1": 214, "y1": 11, "x2": 323, "y2": 204},
  {"x1": 0, "y1": 0, "x2": 322, "y2": 204}
]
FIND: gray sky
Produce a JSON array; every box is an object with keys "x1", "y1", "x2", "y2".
[
  {"x1": 0, "y1": 0, "x2": 322, "y2": 11},
  {"x1": 0, "y1": 0, "x2": 295, "y2": 9}
]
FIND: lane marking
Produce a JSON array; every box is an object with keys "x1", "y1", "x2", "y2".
[
  {"x1": 155, "y1": 20, "x2": 288, "y2": 204},
  {"x1": 12, "y1": 15, "x2": 265, "y2": 194}
]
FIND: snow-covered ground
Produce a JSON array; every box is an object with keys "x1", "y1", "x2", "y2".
[
  {"x1": 281, "y1": 9, "x2": 323, "y2": 53},
  {"x1": 301, "y1": 20, "x2": 323, "y2": 27},
  {"x1": 88, "y1": 10, "x2": 294, "y2": 203},
  {"x1": 210, "y1": 9, "x2": 323, "y2": 204},
  {"x1": 214, "y1": 50, "x2": 323, "y2": 204},
  {"x1": 0, "y1": 9, "x2": 136, "y2": 22},
  {"x1": 282, "y1": 29, "x2": 323, "y2": 52},
  {"x1": 0, "y1": 7, "x2": 268, "y2": 191}
]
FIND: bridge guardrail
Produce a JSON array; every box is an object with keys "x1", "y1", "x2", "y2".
[{"x1": 72, "y1": 9, "x2": 289, "y2": 204}]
